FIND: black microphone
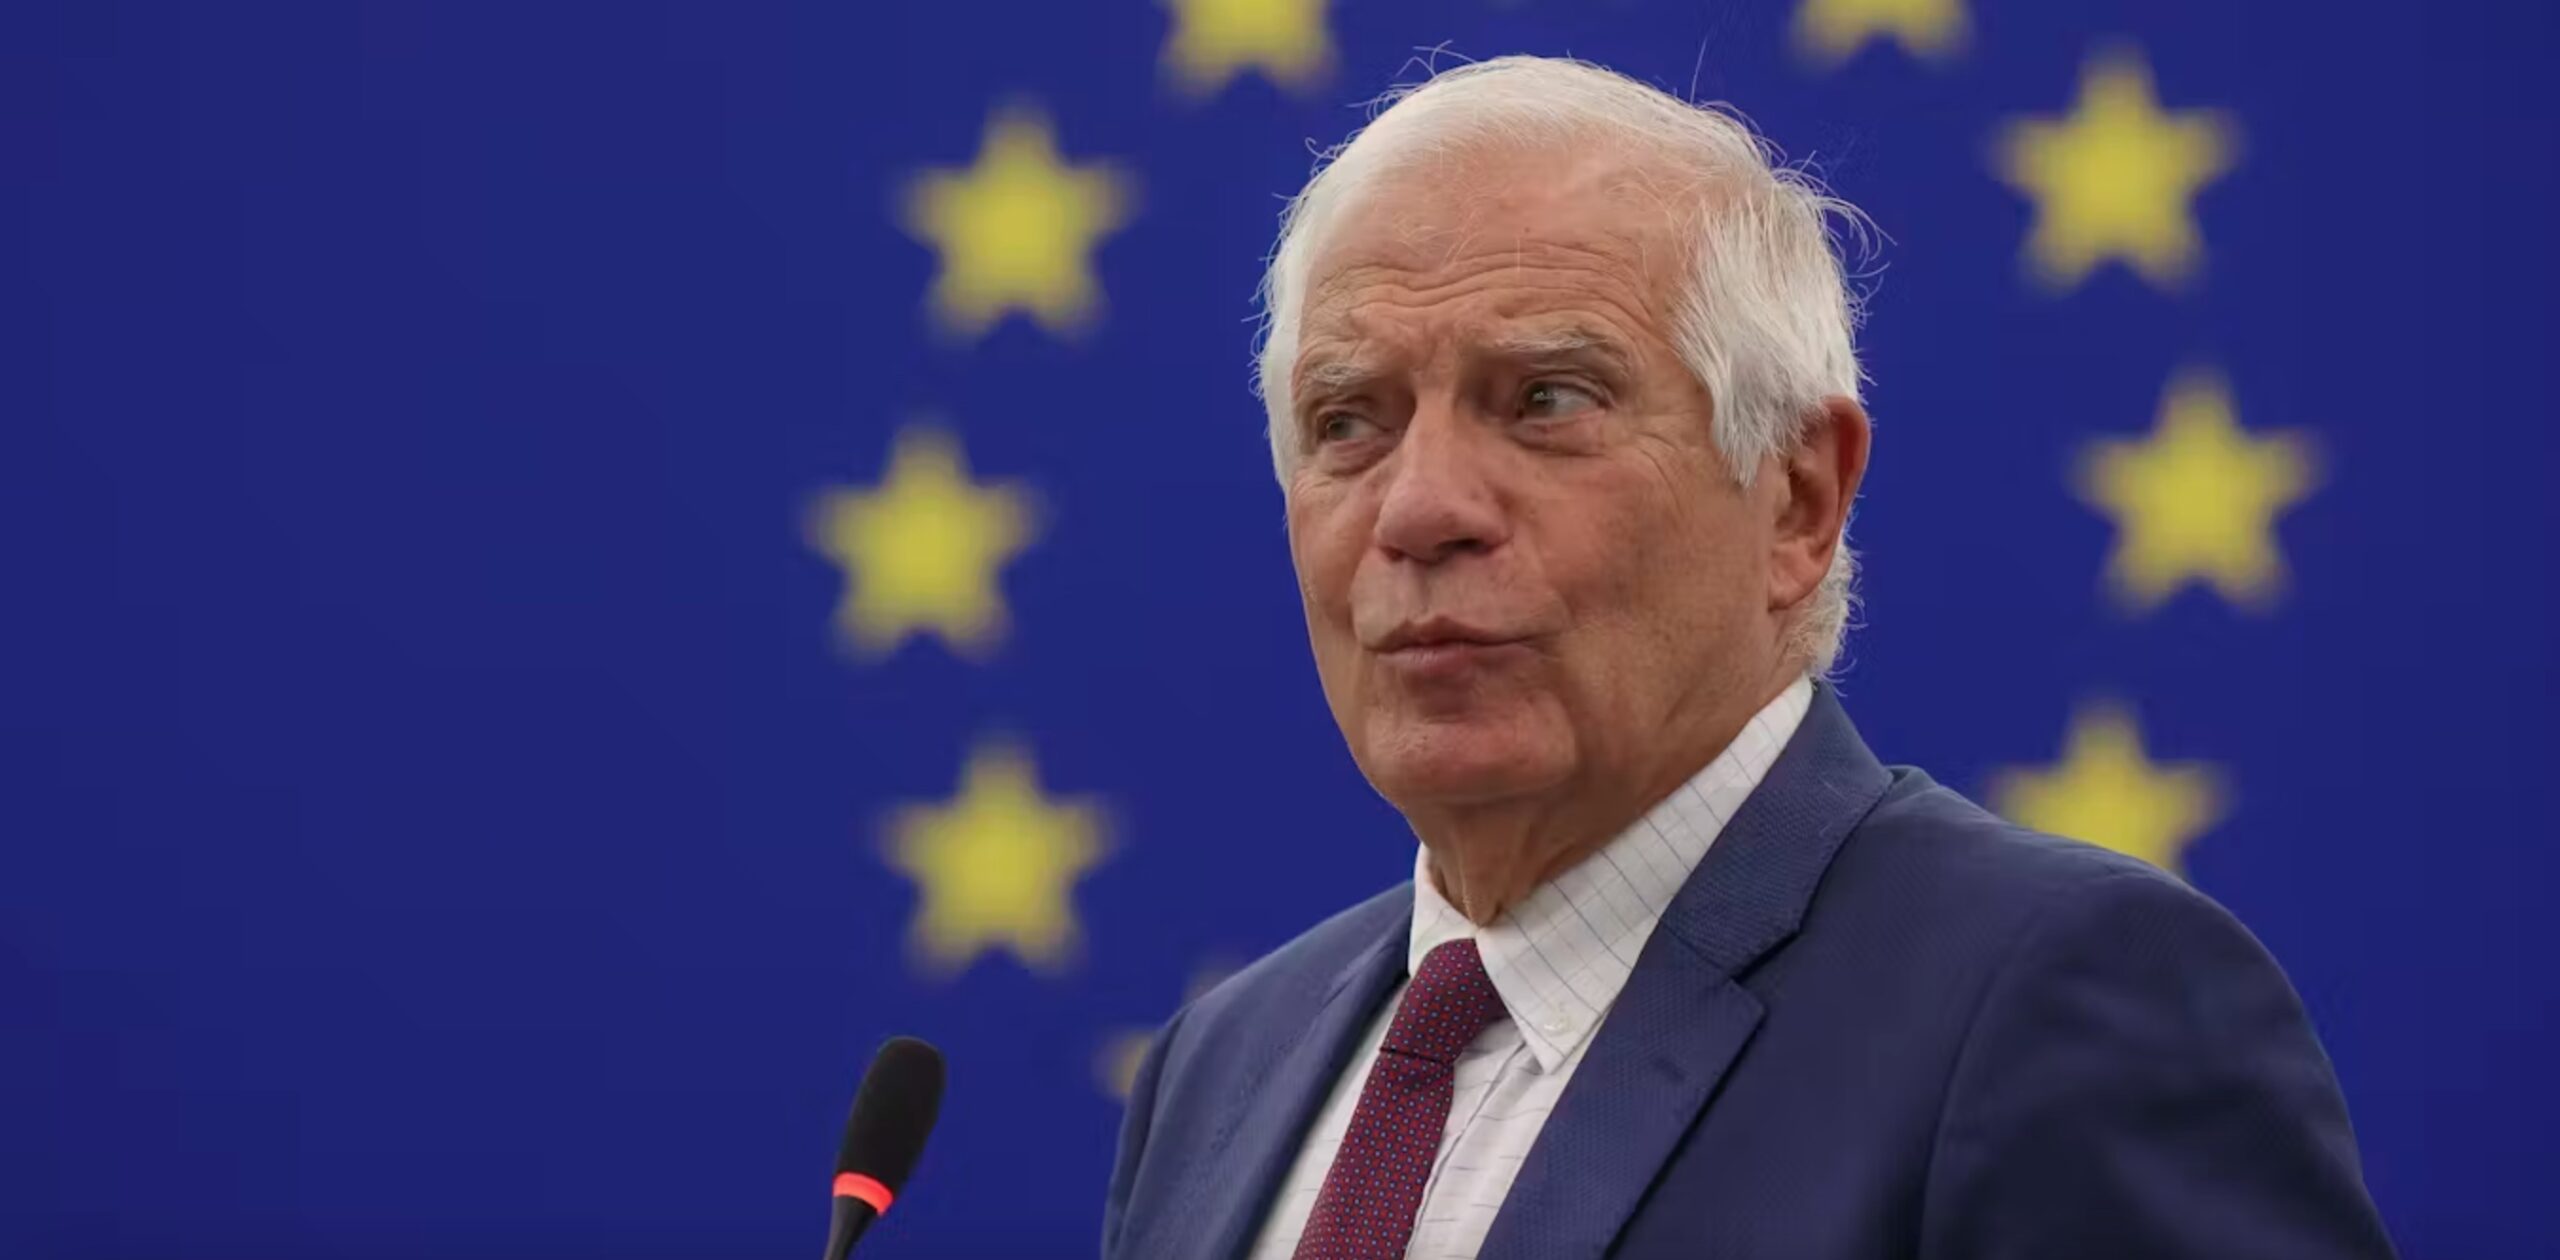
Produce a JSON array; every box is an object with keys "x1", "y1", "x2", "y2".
[{"x1": 822, "y1": 1036, "x2": 946, "y2": 1260}]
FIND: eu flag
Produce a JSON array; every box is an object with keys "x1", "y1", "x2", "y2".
[{"x1": 9, "y1": 0, "x2": 2554, "y2": 1255}]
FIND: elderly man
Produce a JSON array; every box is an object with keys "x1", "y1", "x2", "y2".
[{"x1": 1103, "y1": 56, "x2": 2393, "y2": 1260}]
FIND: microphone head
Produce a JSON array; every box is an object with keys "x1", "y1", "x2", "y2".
[{"x1": 833, "y1": 1036, "x2": 945, "y2": 1197}]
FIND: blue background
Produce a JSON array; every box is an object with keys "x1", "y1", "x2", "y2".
[{"x1": 7, "y1": 0, "x2": 2555, "y2": 1256}]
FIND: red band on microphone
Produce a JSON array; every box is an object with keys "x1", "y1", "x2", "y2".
[{"x1": 832, "y1": 1172, "x2": 894, "y2": 1213}]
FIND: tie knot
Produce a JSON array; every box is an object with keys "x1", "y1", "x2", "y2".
[{"x1": 1383, "y1": 939, "x2": 1508, "y2": 1065}]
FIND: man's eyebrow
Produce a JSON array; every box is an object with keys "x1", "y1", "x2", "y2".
[
  {"x1": 1480, "y1": 326, "x2": 1635, "y2": 370},
  {"x1": 1293, "y1": 353, "x2": 1386, "y2": 397}
]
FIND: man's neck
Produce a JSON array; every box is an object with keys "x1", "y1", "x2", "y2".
[{"x1": 1412, "y1": 670, "x2": 1804, "y2": 925}]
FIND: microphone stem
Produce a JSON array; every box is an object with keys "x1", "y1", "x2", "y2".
[{"x1": 822, "y1": 1196, "x2": 877, "y2": 1260}]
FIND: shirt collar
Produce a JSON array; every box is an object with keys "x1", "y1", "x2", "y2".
[{"x1": 1406, "y1": 677, "x2": 1815, "y2": 1073}]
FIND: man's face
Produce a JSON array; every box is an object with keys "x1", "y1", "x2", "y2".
[{"x1": 1282, "y1": 145, "x2": 1793, "y2": 813}]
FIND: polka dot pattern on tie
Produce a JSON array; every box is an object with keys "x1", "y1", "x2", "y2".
[{"x1": 1291, "y1": 938, "x2": 1509, "y2": 1260}]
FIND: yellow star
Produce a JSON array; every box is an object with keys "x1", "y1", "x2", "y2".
[
  {"x1": 1162, "y1": 0, "x2": 1332, "y2": 95},
  {"x1": 1098, "y1": 1028, "x2": 1155, "y2": 1103},
  {"x1": 1991, "y1": 703, "x2": 2225, "y2": 872},
  {"x1": 901, "y1": 105, "x2": 1134, "y2": 338},
  {"x1": 1795, "y1": 0, "x2": 1967, "y2": 63},
  {"x1": 2077, "y1": 370, "x2": 2319, "y2": 613},
  {"x1": 805, "y1": 425, "x2": 1037, "y2": 659},
  {"x1": 884, "y1": 738, "x2": 1110, "y2": 976},
  {"x1": 1096, "y1": 960, "x2": 1236, "y2": 1099},
  {"x1": 1992, "y1": 50, "x2": 2239, "y2": 290}
]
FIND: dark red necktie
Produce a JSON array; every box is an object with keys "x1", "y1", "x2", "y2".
[{"x1": 1293, "y1": 938, "x2": 1510, "y2": 1260}]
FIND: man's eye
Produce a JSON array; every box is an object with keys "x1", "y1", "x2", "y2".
[
  {"x1": 1520, "y1": 380, "x2": 1602, "y2": 421},
  {"x1": 1317, "y1": 412, "x2": 1378, "y2": 443}
]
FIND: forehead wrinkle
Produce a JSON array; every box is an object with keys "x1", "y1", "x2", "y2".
[
  {"x1": 1297, "y1": 263, "x2": 1666, "y2": 395},
  {"x1": 1345, "y1": 150, "x2": 1675, "y2": 272},
  {"x1": 1293, "y1": 179, "x2": 1685, "y2": 390},
  {"x1": 1388, "y1": 250, "x2": 1662, "y2": 349},
  {"x1": 1318, "y1": 232, "x2": 1649, "y2": 296},
  {"x1": 1306, "y1": 250, "x2": 1657, "y2": 334}
]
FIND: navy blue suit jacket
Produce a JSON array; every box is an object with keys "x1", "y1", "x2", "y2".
[{"x1": 1103, "y1": 686, "x2": 2394, "y2": 1258}]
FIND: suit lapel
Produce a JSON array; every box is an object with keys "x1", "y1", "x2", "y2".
[
  {"x1": 1185, "y1": 907, "x2": 1408, "y2": 1260},
  {"x1": 1477, "y1": 684, "x2": 1893, "y2": 1260},
  {"x1": 1476, "y1": 937, "x2": 1766, "y2": 1260}
]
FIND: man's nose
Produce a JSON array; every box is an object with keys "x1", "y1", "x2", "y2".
[{"x1": 1372, "y1": 400, "x2": 1510, "y2": 565}]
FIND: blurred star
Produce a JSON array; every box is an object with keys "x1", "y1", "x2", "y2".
[
  {"x1": 807, "y1": 425, "x2": 1037, "y2": 659},
  {"x1": 1992, "y1": 704, "x2": 2225, "y2": 872},
  {"x1": 902, "y1": 105, "x2": 1134, "y2": 337},
  {"x1": 1162, "y1": 0, "x2": 1332, "y2": 95},
  {"x1": 1098, "y1": 961, "x2": 1237, "y2": 1099},
  {"x1": 1993, "y1": 49, "x2": 2238, "y2": 290},
  {"x1": 1796, "y1": 0, "x2": 1967, "y2": 64},
  {"x1": 885, "y1": 739, "x2": 1110, "y2": 976},
  {"x1": 2077, "y1": 370, "x2": 2318, "y2": 613}
]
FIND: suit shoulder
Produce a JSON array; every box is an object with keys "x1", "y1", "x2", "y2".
[
  {"x1": 1844, "y1": 766, "x2": 2196, "y2": 906},
  {"x1": 1801, "y1": 766, "x2": 2239, "y2": 972}
]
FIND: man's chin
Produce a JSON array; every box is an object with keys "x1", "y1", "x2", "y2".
[{"x1": 1362, "y1": 723, "x2": 1570, "y2": 808}]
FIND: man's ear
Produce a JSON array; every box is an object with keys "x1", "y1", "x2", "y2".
[{"x1": 1770, "y1": 395, "x2": 1871, "y2": 612}]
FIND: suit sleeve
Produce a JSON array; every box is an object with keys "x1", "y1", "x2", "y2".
[
  {"x1": 1920, "y1": 867, "x2": 2397, "y2": 1259},
  {"x1": 1101, "y1": 1006, "x2": 1183, "y2": 1260}
]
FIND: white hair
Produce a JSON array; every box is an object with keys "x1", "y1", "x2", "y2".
[{"x1": 1254, "y1": 55, "x2": 1873, "y2": 674}]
